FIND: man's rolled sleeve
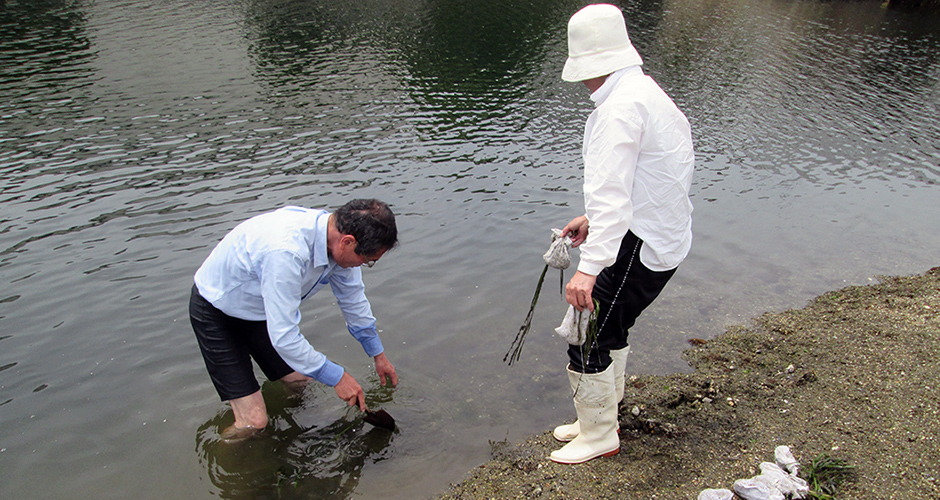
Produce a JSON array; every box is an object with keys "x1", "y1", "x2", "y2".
[
  {"x1": 309, "y1": 359, "x2": 345, "y2": 387},
  {"x1": 348, "y1": 322, "x2": 384, "y2": 357}
]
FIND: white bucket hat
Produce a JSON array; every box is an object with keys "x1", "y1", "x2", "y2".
[{"x1": 562, "y1": 4, "x2": 643, "y2": 82}]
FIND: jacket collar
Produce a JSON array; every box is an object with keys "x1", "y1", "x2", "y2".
[
  {"x1": 591, "y1": 66, "x2": 643, "y2": 106},
  {"x1": 313, "y1": 211, "x2": 332, "y2": 268}
]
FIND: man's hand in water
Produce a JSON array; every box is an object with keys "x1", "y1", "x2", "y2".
[
  {"x1": 374, "y1": 352, "x2": 398, "y2": 387},
  {"x1": 335, "y1": 372, "x2": 366, "y2": 411}
]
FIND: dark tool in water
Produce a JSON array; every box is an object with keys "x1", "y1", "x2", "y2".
[{"x1": 363, "y1": 409, "x2": 396, "y2": 431}]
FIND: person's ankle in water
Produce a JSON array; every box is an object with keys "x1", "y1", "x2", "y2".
[
  {"x1": 282, "y1": 378, "x2": 309, "y2": 397},
  {"x1": 220, "y1": 424, "x2": 263, "y2": 443}
]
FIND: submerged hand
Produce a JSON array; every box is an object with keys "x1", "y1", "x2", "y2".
[
  {"x1": 334, "y1": 372, "x2": 367, "y2": 412},
  {"x1": 374, "y1": 352, "x2": 398, "y2": 387},
  {"x1": 566, "y1": 271, "x2": 597, "y2": 312}
]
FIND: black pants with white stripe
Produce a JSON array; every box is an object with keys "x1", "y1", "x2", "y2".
[{"x1": 567, "y1": 231, "x2": 676, "y2": 373}]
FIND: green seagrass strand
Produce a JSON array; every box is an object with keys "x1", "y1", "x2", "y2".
[{"x1": 504, "y1": 264, "x2": 550, "y2": 366}]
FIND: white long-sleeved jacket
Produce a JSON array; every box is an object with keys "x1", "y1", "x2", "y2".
[{"x1": 578, "y1": 66, "x2": 694, "y2": 275}]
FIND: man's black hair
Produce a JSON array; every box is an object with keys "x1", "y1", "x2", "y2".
[{"x1": 334, "y1": 199, "x2": 398, "y2": 256}]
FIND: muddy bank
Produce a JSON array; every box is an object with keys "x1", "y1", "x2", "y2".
[{"x1": 434, "y1": 268, "x2": 940, "y2": 499}]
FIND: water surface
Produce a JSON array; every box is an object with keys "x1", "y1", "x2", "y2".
[{"x1": 1, "y1": 0, "x2": 938, "y2": 498}]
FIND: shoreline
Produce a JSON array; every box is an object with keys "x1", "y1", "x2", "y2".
[{"x1": 433, "y1": 267, "x2": 940, "y2": 499}]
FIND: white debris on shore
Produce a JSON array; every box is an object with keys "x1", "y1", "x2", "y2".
[{"x1": 698, "y1": 446, "x2": 809, "y2": 500}]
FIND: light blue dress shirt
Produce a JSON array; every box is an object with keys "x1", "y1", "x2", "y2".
[{"x1": 194, "y1": 206, "x2": 384, "y2": 387}]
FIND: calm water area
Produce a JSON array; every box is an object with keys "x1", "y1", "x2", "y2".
[{"x1": 1, "y1": 0, "x2": 938, "y2": 498}]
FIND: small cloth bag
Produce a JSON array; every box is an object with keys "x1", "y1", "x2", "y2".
[
  {"x1": 554, "y1": 305, "x2": 592, "y2": 345},
  {"x1": 542, "y1": 228, "x2": 572, "y2": 269}
]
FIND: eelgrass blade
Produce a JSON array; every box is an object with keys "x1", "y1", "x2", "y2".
[
  {"x1": 805, "y1": 454, "x2": 855, "y2": 499},
  {"x1": 504, "y1": 264, "x2": 550, "y2": 365},
  {"x1": 576, "y1": 299, "x2": 601, "y2": 381}
]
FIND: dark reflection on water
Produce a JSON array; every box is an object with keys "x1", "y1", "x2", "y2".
[
  {"x1": 197, "y1": 380, "x2": 395, "y2": 500},
  {"x1": 1, "y1": 0, "x2": 940, "y2": 499},
  {"x1": 0, "y1": 0, "x2": 94, "y2": 102},
  {"x1": 245, "y1": 0, "x2": 567, "y2": 94},
  {"x1": 397, "y1": 0, "x2": 564, "y2": 93}
]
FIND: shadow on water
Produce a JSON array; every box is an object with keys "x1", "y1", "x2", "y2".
[{"x1": 196, "y1": 380, "x2": 396, "y2": 500}]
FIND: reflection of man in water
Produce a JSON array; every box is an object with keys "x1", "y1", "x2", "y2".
[
  {"x1": 551, "y1": 4, "x2": 694, "y2": 464},
  {"x1": 196, "y1": 379, "x2": 395, "y2": 500},
  {"x1": 189, "y1": 199, "x2": 399, "y2": 440}
]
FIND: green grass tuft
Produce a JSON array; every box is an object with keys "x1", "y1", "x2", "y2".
[{"x1": 802, "y1": 454, "x2": 856, "y2": 500}]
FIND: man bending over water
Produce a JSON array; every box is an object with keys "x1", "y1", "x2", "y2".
[{"x1": 189, "y1": 199, "x2": 399, "y2": 440}]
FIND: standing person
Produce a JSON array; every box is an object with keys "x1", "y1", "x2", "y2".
[
  {"x1": 189, "y1": 199, "x2": 400, "y2": 441},
  {"x1": 550, "y1": 4, "x2": 694, "y2": 464}
]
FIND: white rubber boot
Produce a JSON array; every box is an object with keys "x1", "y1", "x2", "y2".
[
  {"x1": 553, "y1": 346, "x2": 630, "y2": 442},
  {"x1": 549, "y1": 365, "x2": 620, "y2": 464}
]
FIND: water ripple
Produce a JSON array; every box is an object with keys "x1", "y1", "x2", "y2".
[{"x1": 2, "y1": 1, "x2": 940, "y2": 500}]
